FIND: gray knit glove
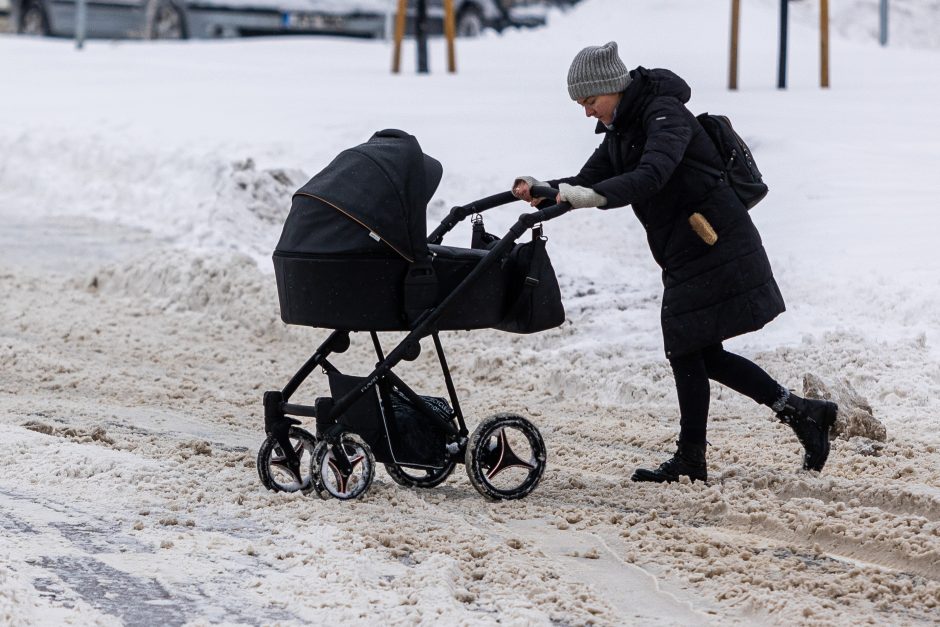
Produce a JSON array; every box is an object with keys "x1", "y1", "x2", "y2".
[
  {"x1": 512, "y1": 176, "x2": 548, "y2": 200},
  {"x1": 558, "y1": 183, "x2": 607, "y2": 208}
]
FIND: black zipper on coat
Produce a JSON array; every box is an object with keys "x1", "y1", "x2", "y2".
[{"x1": 609, "y1": 130, "x2": 626, "y2": 174}]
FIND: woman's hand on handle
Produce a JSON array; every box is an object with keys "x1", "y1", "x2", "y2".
[
  {"x1": 512, "y1": 176, "x2": 549, "y2": 206},
  {"x1": 514, "y1": 179, "x2": 608, "y2": 209},
  {"x1": 557, "y1": 183, "x2": 607, "y2": 209}
]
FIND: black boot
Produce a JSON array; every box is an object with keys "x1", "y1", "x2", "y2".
[
  {"x1": 631, "y1": 441, "x2": 707, "y2": 483},
  {"x1": 774, "y1": 391, "x2": 838, "y2": 472}
]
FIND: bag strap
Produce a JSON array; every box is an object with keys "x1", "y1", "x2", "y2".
[
  {"x1": 403, "y1": 261, "x2": 437, "y2": 324},
  {"x1": 470, "y1": 213, "x2": 501, "y2": 250},
  {"x1": 522, "y1": 227, "x2": 547, "y2": 287},
  {"x1": 682, "y1": 155, "x2": 725, "y2": 179},
  {"x1": 683, "y1": 111, "x2": 735, "y2": 179}
]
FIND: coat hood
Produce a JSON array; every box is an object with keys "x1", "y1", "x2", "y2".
[{"x1": 597, "y1": 67, "x2": 692, "y2": 133}]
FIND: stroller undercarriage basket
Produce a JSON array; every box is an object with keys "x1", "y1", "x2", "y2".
[{"x1": 322, "y1": 372, "x2": 451, "y2": 469}]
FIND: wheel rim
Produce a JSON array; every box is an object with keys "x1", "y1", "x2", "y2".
[
  {"x1": 256, "y1": 428, "x2": 317, "y2": 493},
  {"x1": 457, "y1": 12, "x2": 483, "y2": 37},
  {"x1": 152, "y1": 4, "x2": 184, "y2": 39},
  {"x1": 22, "y1": 7, "x2": 46, "y2": 35},
  {"x1": 466, "y1": 414, "x2": 545, "y2": 500},
  {"x1": 478, "y1": 427, "x2": 538, "y2": 489},
  {"x1": 312, "y1": 433, "x2": 374, "y2": 500}
]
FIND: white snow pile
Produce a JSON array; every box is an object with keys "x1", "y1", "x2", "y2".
[{"x1": 87, "y1": 248, "x2": 281, "y2": 328}]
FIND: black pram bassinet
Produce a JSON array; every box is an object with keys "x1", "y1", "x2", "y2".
[{"x1": 273, "y1": 129, "x2": 546, "y2": 332}]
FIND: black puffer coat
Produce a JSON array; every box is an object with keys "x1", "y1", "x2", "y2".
[{"x1": 551, "y1": 67, "x2": 785, "y2": 358}]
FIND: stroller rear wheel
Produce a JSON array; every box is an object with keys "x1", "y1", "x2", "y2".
[
  {"x1": 310, "y1": 432, "x2": 375, "y2": 500},
  {"x1": 256, "y1": 427, "x2": 318, "y2": 493},
  {"x1": 465, "y1": 413, "x2": 546, "y2": 500},
  {"x1": 384, "y1": 459, "x2": 457, "y2": 489}
]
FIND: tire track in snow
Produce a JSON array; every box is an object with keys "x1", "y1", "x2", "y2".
[{"x1": 0, "y1": 486, "x2": 298, "y2": 626}]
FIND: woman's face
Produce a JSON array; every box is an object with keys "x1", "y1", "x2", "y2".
[{"x1": 576, "y1": 93, "x2": 622, "y2": 125}]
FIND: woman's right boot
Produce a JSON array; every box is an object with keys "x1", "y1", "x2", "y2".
[
  {"x1": 774, "y1": 390, "x2": 838, "y2": 472},
  {"x1": 631, "y1": 441, "x2": 707, "y2": 483}
]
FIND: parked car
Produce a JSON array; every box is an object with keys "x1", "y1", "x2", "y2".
[
  {"x1": 9, "y1": 0, "x2": 388, "y2": 39},
  {"x1": 416, "y1": 0, "x2": 545, "y2": 38},
  {"x1": 0, "y1": 0, "x2": 11, "y2": 27},
  {"x1": 10, "y1": 0, "x2": 545, "y2": 40},
  {"x1": 427, "y1": 0, "x2": 505, "y2": 37}
]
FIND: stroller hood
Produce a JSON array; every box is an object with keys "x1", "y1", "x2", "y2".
[{"x1": 278, "y1": 129, "x2": 442, "y2": 263}]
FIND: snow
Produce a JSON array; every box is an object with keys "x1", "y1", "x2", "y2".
[{"x1": 1, "y1": 0, "x2": 939, "y2": 624}]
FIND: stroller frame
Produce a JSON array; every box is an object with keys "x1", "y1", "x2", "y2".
[
  {"x1": 264, "y1": 326, "x2": 467, "y2": 458},
  {"x1": 260, "y1": 187, "x2": 571, "y2": 500}
]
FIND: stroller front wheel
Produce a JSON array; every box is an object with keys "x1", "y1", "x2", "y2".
[
  {"x1": 256, "y1": 427, "x2": 318, "y2": 493},
  {"x1": 310, "y1": 432, "x2": 376, "y2": 500},
  {"x1": 465, "y1": 414, "x2": 546, "y2": 501}
]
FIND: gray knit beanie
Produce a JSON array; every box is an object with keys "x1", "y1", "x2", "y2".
[{"x1": 567, "y1": 41, "x2": 631, "y2": 101}]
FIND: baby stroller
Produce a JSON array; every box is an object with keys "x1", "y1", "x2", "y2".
[{"x1": 257, "y1": 129, "x2": 571, "y2": 501}]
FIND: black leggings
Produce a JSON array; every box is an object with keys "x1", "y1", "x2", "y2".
[{"x1": 668, "y1": 344, "x2": 782, "y2": 445}]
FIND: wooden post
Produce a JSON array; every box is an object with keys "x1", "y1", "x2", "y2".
[
  {"x1": 729, "y1": 0, "x2": 740, "y2": 90},
  {"x1": 391, "y1": 0, "x2": 408, "y2": 74},
  {"x1": 820, "y1": 0, "x2": 830, "y2": 87},
  {"x1": 443, "y1": 0, "x2": 457, "y2": 73}
]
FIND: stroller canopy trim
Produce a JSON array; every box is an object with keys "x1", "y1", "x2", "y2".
[
  {"x1": 276, "y1": 129, "x2": 442, "y2": 265},
  {"x1": 293, "y1": 191, "x2": 414, "y2": 262}
]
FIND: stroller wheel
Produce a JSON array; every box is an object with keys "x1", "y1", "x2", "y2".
[
  {"x1": 256, "y1": 427, "x2": 318, "y2": 493},
  {"x1": 310, "y1": 432, "x2": 375, "y2": 501},
  {"x1": 465, "y1": 413, "x2": 546, "y2": 501},
  {"x1": 384, "y1": 458, "x2": 457, "y2": 489}
]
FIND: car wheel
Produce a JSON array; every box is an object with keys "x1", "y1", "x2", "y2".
[
  {"x1": 19, "y1": 1, "x2": 50, "y2": 36},
  {"x1": 145, "y1": 0, "x2": 187, "y2": 40},
  {"x1": 456, "y1": 4, "x2": 484, "y2": 38}
]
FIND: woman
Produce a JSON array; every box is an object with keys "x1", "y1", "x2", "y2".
[{"x1": 513, "y1": 42, "x2": 837, "y2": 483}]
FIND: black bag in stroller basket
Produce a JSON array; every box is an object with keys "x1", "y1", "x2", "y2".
[
  {"x1": 323, "y1": 372, "x2": 451, "y2": 468},
  {"x1": 387, "y1": 390, "x2": 453, "y2": 467}
]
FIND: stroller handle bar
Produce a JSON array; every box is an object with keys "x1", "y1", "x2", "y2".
[
  {"x1": 527, "y1": 199, "x2": 572, "y2": 225},
  {"x1": 324, "y1": 190, "x2": 571, "y2": 426},
  {"x1": 428, "y1": 187, "x2": 569, "y2": 244},
  {"x1": 428, "y1": 190, "x2": 515, "y2": 245},
  {"x1": 525, "y1": 186, "x2": 573, "y2": 224},
  {"x1": 529, "y1": 185, "x2": 559, "y2": 202}
]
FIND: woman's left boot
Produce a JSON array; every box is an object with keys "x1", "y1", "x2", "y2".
[
  {"x1": 631, "y1": 441, "x2": 707, "y2": 483},
  {"x1": 774, "y1": 391, "x2": 838, "y2": 472}
]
